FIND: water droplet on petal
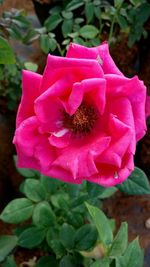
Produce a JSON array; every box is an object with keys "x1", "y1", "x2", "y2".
[
  {"x1": 114, "y1": 171, "x2": 119, "y2": 179},
  {"x1": 96, "y1": 55, "x2": 103, "y2": 65},
  {"x1": 53, "y1": 128, "x2": 69, "y2": 137}
]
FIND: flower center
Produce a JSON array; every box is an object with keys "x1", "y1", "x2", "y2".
[{"x1": 63, "y1": 103, "x2": 97, "y2": 134}]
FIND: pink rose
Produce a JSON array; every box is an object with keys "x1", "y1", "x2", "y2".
[{"x1": 13, "y1": 42, "x2": 147, "y2": 187}]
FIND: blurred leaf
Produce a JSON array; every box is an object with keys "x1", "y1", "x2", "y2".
[
  {"x1": 23, "y1": 29, "x2": 39, "y2": 44},
  {"x1": 117, "y1": 167, "x2": 150, "y2": 195},
  {"x1": 24, "y1": 62, "x2": 38, "y2": 72},
  {"x1": 33, "y1": 202, "x2": 56, "y2": 227},
  {"x1": 86, "y1": 203, "x2": 113, "y2": 247},
  {"x1": 117, "y1": 15, "x2": 128, "y2": 29},
  {"x1": 18, "y1": 227, "x2": 46, "y2": 248},
  {"x1": 74, "y1": 18, "x2": 84, "y2": 24},
  {"x1": 36, "y1": 256, "x2": 58, "y2": 267},
  {"x1": 1, "y1": 255, "x2": 17, "y2": 267},
  {"x1": 66, "y1": 0, "x2": 84, "y2": 11},
  {"x1": 40, "y1": 175, "x2": 59, "y2": 194},
  {"x1": 116, "y1": 238, "x2": 144, "y2": 267},
  {"x1": 90, "y1": 258, "x2": 110, "y2": 267},
  {"x1": 73, "y1": 37, "x2": 85, "y2": 45},
  {"x1": 62, "y1": 11, "x2": 73, "y2": 19},
  {"x1": 109, "y1": 222, "x2": 128, "y2": 257},
  {"x1": 99, "y1": 187, "x2": 118, "y2": 199},
  {"x1": 44, "y1": 14, "x2": 62, "y2": 31},
  {"x1": 74, "y1": 224, "x2": 97, "y2": 251},
  {"x1": 59, "y1": 255, "x2": 74, "y2": 267},
  {"x1": 0, "y1": 198, "x2": 34, "y2": 223},
  {"x1": 114, "y1": 0, "x2": 124, "y2": 7},
  {"x1": 67, "y1": 211, "x2": 84, "y2": 228},
  {"x1": 49, "y1": 240, "x2": 66, "y2": 259},
  {"x1": 23, "y1": 179, "x2": 46, "y2": 202},
  {"x1": 62, "y1": 19, "x2": 73, "y2": 37},
  {"x1": 40, "y1": 34, "x2": 50, "y2": 54},
  {"x1": 48, "y1": 38, "x2": 57, "y2": 51},
  {"x1": 94, "y1": 6, "x2": 101, "y2": 20},
  {"x1": 79, "y1": 25, "x2": 99, "y2": 39},
  {"x1": 85, "y1": 2, "x2": 94, "y2": 23},
  {"x1": 0, "y1": 236, "x2": 18, "y2": 262},
  {"x1": 59, "y1": 223, "x2": 75, "y2": 249},
  {"x1": 0, "y1": 37, "x2": 15, "y2": 64}
]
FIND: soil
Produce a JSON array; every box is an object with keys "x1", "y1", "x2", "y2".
[{"x1": 0, "y1": 1, "x2": 150, "y2": 266}]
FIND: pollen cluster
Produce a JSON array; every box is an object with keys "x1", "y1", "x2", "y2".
[{"x1": 63, "y1": 103, "x2": 97, "y2": 134}]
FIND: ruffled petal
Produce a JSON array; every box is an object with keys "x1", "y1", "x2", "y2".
[
  {"x1": 40, "y1": 54, "x2": 104, "y2": 93},
  {"x1": 67, "y1": 42, "x2": 123, "y2": 75},
  {"x1": 16, "y1": 70, "x2": 42, "y2": 127},
  {"x1": 101, "y1": 114, "x2": 134, "y2": 162},
  {"x1": 105, "y1": 74, "x2": 147, "y2": 140},
  {"x1": 66, "y1": 78, "x2": 106, "y2": 115},
  {"x1": 13, "y1": 116, "x2": 40, "y2": 157},
  {"x1": 87, "y1": 152, "x2": 134, "y2": 187},
  {"x1": 49, "y1": 129, "x2": 72, "y2": 148}
]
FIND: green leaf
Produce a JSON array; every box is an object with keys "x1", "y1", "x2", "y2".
[
  {"x1": 24, "y1": 62, "x2": 38, "y2": 72},
  {"x1": 87, "y1": 182, "x2": 117, "y2": 199},
  {"x1": 51, "y1": 193, "x2": 69, "y2": 209},
  {"x1": 48, "y1": 38, "x2": 57, "y2": 52},
  {"x1": 40, "y1": 175, "x2": 59, "y2": 194},
  {"x1": 73, "y1": 37, "x2": 85, "y2": 46},
  {"x1": 0, "y1": 37, "x2": 16, "y2": 64},
  {"x1": 0, "y1": 198, "x2": 34, "y2": 223},
  {"x1": 66, "y1": 0, "x2": 84, "y2": 11},
  {"x1": 94, "y1": 6, "x2": 101, "y2": 20},
  {"x1": 49, "y1": 240, "x2": 66, "y2": 259},
  {"x1": 99, "y1": 187, "x2": 118, "y2": 199},
  {"x1": 36, "y1": 256, "x2": 58, "y2": 267},
  {"x1": 62, "y1": 19, "x2": 73, "y2": 37},
  {"x1": 116, "y1": 238, "x2": 144, "y2": 267},
  {"x1": 44, "y1": 14, "x2": 62, "y2": 31},
  {"x1": 74, "y1": 224, "x2": 97, "y2": 251},
  {"x1": 109, "y1": 222, "x2": 128, "y2": 257},
  {"x1": 23, "y1": 179, "x2": 46, "y2": 202},
  {"x1": 59, "y1": 255, "x2": 74, "y2": 267},
  {"x1": 62, "y1": 11, "x2": 73, "y2": 19},
  {"x1": 117, "y1": 15, "x2": 128, "y2": 30},
  {"x1": 0, "y1": 236, "x2": 18, "y2": 262},
  {"x1": 59, "y1": 223, "x2": 75, "y2": 249},
  {"x1": 40, "y1": 34, "x2": 50, "y2": 54},
  {"x1": 79, "y1": 25, "x2": 99, "y2": 39},
  {"x1": 90, "y1": 258, "x2": 110, "y2": 267},
  {"x1": 85, "y1": 2, "x2": 94, "y2": 23},
  {"x1": 32, "y1": 202, "x2": 56, "y2": 227},
  {"x1": 86, "y1": 203, "x2": 113, "y2": 247},
  {"x1": 67, "y1": 212, "x2": 84, "y2": 228},
  {"x1": 1, "y1": 255, "x2": 17, "y2": 267},
  {"x1": 114, "y1": 0, "x2": 124, "y2": 7},
  {"x1": 18, "y1": 226, "x2": 46, "y2": 248},
  {"x1": 117, "y1": 167, "x2": 150, "y2": 195}
]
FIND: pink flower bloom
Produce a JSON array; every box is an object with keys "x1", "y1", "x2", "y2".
[
  {"x1": 13, "y1": 42, "x2": 147, "y2": 187},
  {"x1": 146, "y1": 96, "x2": 150, "y2": 119}
]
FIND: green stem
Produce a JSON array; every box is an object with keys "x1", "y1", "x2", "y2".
[{"x1": 108, "y1": 15, "x2": 116, "y2": 45}]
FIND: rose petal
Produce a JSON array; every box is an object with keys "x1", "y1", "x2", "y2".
[
  {"x1": 105, "y1": 74, "x2": 147, "y2": 140},
  {"x1": 67, "y1": 78, "x2": 106, "y2": 115},
  {"x1": 146, "y1": 95, "x2": 150, "y2": 118},
  {"x1": 40, "y1": 54, "x2": 104, "y2": 93},
  {"x1": 67, "y1": 42, "x2": 123, "y2": 75},
  {"x1": 13, "y1": 116, "x2": 40, "y2": 156},
  {"x1": 16, "y1": 70, "x2": 42, "y2": 127}
]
